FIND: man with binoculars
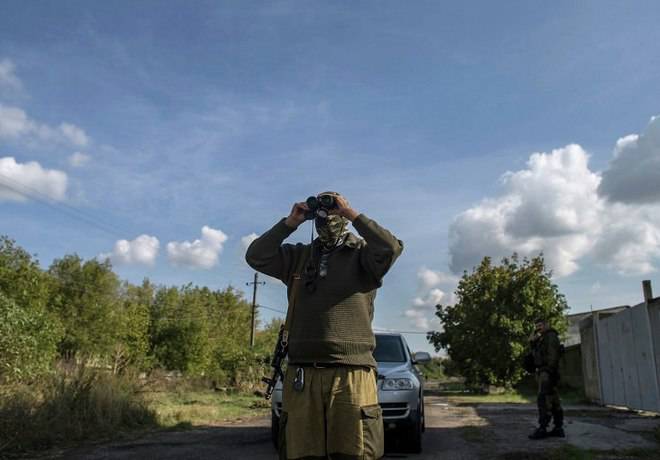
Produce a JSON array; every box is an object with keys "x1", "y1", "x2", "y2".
[{"x1": 246, "y1": 191, "x2": 403, "y2": 460}]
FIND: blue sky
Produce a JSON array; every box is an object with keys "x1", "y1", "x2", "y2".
[{"x1": 2, "y1": 1, "x2": 660, "y2": 354}]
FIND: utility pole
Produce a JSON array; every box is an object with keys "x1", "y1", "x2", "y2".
[{"x1": 246, "y1": 272, "x2": 265, "y2": 348}]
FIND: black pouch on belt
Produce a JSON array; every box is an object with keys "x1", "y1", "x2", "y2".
[{"x1": 293, "y1": 367, "x2": 305, "y2": 392}]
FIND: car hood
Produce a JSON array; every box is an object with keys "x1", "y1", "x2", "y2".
[{"x1": 377, "y1": 362, "x2": 410, "y2": 377}]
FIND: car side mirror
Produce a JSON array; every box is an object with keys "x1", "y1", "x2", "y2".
[{"x1": 412, "y1": 351, "x2": 431, "y2": 364}]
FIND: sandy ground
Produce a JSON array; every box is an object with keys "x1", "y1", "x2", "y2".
[{"x1": 44, "y1": 395, "x2": 660, "y2": 460}]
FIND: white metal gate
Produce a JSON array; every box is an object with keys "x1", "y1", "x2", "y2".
[{"x1": 594, "y1": 301, "x2": 660, "y2": 412}]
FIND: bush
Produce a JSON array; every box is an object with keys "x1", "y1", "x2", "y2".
[
  {"x1": 211, "y1": 348, "x2": 271, "y2": 392},
  {"x1": 419, "y1": 357, "x2": 447, "y2": 381},
  {"x1": 0, "y1": 292, "x2": 62, "y2": 384},
  {"x1": 0, "y1": 366, "x2": 157, "y2": 455}
]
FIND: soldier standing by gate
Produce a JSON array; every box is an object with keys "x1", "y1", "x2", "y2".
[
  {"x1": 528, "y1": 318, "x2": 565, "y2": 440},
  {"x1": 246, "y1": 192, "x2": 403, "y2": 459}
]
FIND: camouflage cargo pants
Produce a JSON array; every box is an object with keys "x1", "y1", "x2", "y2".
[
  {"x1": 279, "y1": 365, "x2": 384, "y2": 460},
  {"x1": 537, "y1": 370, "x2": 563, "y2": 429}
]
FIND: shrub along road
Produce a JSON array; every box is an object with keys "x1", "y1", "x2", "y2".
[{"x1": 49, "y1": 395, "x2": 660, "y2": 460}]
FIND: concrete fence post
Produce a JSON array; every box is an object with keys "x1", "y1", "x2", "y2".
[{"x1": 642, "y1": 280, "x2": 653, "y2": 303}]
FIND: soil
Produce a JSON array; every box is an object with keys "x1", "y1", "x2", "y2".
[{"x1": 41, "y1": 396, "x2": 660, "y2": 460}]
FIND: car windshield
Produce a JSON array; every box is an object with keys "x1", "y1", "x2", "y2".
[{"x1": 373, "y1": 335, "x2": 406, "y2": 363}]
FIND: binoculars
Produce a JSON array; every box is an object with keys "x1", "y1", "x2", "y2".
[{"x1": 304, "y1": 194, "x2": 337, "y2": 220}]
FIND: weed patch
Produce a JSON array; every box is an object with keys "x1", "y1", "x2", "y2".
[
  {"x1": 0, "y1": 368, "x2": 157, "y2": 456},
  {"x1": 144, "y1": 390, "x2": 269, "y2": 427}
]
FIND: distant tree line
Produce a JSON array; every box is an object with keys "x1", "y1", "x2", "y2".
[{"x1": 0, "y1": 235, "x2": 281, "y2": 388}]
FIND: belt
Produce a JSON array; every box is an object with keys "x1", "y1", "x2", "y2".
[{"x1": 292, "y1": 362, "x2": 371, "y2": 369}]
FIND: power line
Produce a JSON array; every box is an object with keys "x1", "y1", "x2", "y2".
[
  {"x1": 2, "y1": 174, "x2": 431, "y2": 336},
  {"x1": 257, "y1": 304, "x2": 286, "y2": 314},
  {"x1": 0, "y1": 172, "x2": 132, "y2": 239},
  {"x1": 0, "y1": 173, "x2": 272, "y2": 277}
]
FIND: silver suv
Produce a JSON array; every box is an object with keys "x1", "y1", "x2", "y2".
[{"x1": 270, "y1": 332, "x2": 431, "y2": 453}]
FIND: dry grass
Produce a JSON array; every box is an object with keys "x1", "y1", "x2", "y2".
[
  {"x1": 145, "y1": 390, "x2": 270, "y2": 427},
  {"x1": 0, "y1": 368, "x2": 157, "y2": 456},
  {"x1": 0, "y1": 370, "x2": 271, "y2": 457}
]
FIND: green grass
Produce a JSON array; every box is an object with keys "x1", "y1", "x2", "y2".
[
  {"x1": 445, "y1": 391, "x2": 534, "y2": 404},
  {"x1": 144, "y1": 390, "x2": 270, "y2": 427},
  {"x1": 428, "y1": 381, "x2": 589, "y2": 406}
]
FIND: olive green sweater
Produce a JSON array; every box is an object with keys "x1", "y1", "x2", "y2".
[{"x1": 245, "y1": 214, "x2": 403, "y2": 368}]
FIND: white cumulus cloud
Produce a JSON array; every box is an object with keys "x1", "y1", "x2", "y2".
[
  {"x1": 403, "y1": 267, "x2": 456, "y2": 331},
  {"x1": 167, "y1": 226, "x2": 228, "y2": 269},
  {"x1": 591, "y1": 203, "x2": 660, "y2": 275},
  {"x1": 417, "y1": 266, "x2": 459, "y2": 289},
  {"x1": 0, "y1": 156, "x2": 67, "y2": 202},
  {"x1": 599, "y1": 115, "x2": 660, "y2": 204},
  {"x1": 412, "y1": 288, "x2": 447, "y2": 309},
  {"x1": 449, "y1": 120, "x2": 660, "y2": 277},
  {"x1": 241, "y1": 233, "x2": 259, "y2": 250},
  {"x1": 100, "y1": 235, "x2": 160, "y2": 266},
  {"x1": 449, "y1": 145, "x2": 602, "y2": 277},
  {"x1": 0, "y1": 104, "x2": 89, "y2": 147},
  {"x1": 404, "y1": 309, "x2": 434, "y2": 331}
]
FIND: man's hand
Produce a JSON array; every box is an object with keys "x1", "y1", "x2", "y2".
[
  {"x1": 284, "y1": 202, "x2": 309, "y2": 229},
  {"x1": 329, "y1": 195, "x2": 359, "y2": 221}
]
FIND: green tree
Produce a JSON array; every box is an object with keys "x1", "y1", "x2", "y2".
[
  {"x1": 0, "y1": 237, "x2": 62, "y2": 383},
  {"x1": 428, "y1": 254, "x2": 568, "y2": 388},
  {"x1": 0, "y1": 292, "x2": 61, "y2": 383},
  {"x1": 418, "y1": 357, "x2": 447, "y2": 381},
  {"x1": 48, "y1": 255, "x2": 122, "y2": 362},
  {"x1": 111, "y1": 279, "x2": 155, "y2": 374},
  {"x1": 0, "y1": 236, "x2": 51, "y2": 312},
  {"x1": 149, "y1": 285, "x2": 212, "y2": 374},
  {"x1": 254, "y1": 317, "x2": 283, "y2": 355},
  {"x1": 207, "y1": 287, "x2": 257, "y2": 386}
]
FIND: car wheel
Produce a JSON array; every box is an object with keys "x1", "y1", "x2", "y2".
[
  {"x1": 404, "y1": 403, "x2": 422, "y2": 453},
  {"x1": 421, "y1": 397, "x2": 426, "y2": 433},
  {"x1": 271, "y1": 410, "x2": 280, "y2": 450}
]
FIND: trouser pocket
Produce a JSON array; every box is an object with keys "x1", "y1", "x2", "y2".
[{"x1": 360, "y1": 404, "x2": 384, "y2": 459}]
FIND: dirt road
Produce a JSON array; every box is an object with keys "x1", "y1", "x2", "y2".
[{"x1": 51, "y1": 396, "x2": 660, "y2": 460}]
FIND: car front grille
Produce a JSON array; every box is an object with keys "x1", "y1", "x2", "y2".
[
  {"x1": 275, "y1": 401, "x2": 409, "y2": 419},
  {"x1": 380, "y1": 402, "x2": 409, "y2": 418}
]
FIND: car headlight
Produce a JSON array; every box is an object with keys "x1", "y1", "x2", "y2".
[{"x1": 382, "y1": 378, "x2": 414, "y2": 391}]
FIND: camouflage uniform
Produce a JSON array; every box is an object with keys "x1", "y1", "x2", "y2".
[{"x1": 531, "y1": 328, "x2": 564, "y2": 432}]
